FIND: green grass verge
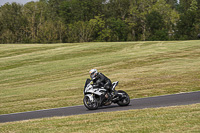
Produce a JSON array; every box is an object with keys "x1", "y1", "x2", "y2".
[
  {"x1": 0, "y1": 104, "x2": 200, "y2": 133},
  {"x1": 0, "y1": 41, "x2": 200, "y2": 114}
]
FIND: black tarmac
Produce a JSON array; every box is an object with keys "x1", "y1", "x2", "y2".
[{"x1": 0, "y1": 91, "x2": 200, "y2": 123}]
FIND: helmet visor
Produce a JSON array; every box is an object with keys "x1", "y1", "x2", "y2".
[{"x1": 90, "y1": 72, "x2": 96, "y2": 79}]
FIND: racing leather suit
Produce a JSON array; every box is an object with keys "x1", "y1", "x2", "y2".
[{"x1": 92, "y1": 73, "x2": 113, "y2": 93}]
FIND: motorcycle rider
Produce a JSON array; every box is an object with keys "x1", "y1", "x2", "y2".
[{"x1": 89, "y1": 69, "x2": 113, "y2": 100}]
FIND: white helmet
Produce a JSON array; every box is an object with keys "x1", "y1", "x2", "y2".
[{"x1": 89, "y1": 69, "x2": 98, "y2": 80}]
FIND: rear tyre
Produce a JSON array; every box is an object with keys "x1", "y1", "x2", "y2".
[
  {"x1": 117, "y1": 90, "x2": 130, "y2": 106},
  {"x1": 83, "y1": 96, "x2": 99, "y2": 110}
]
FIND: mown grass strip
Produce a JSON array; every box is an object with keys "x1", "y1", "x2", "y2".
[{"x1": 0, "y1": 41, "x2": 200, "y2": 114}]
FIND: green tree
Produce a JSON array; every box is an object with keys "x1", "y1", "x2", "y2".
[
  {"x1": 37, "y1": 20, "x2": 66, "y2": 43},
  {"x1": 145, "y1": 11, "x2": 168, "y2": 40},
  {"x1": 66, "y1": 20, "x2": 96, "y2": 42},
  {"x1": 176, "y1": 0, "x2": 199, "y2": 39},
  {"x1": 103, "y1": 0, "x2": 130, "y2": 20},
  {"x1": 59, "y1": 0, "x2": 104, "y2": 24},
  {"x1": 165, "y1": 0, "x2": 178, "y2": 8},
  {"x1": 146, "y1": 11, "x2": 165, "y2": 34},
  {"x1": 23, "y1": 1, "x2": 48, "y2": 42},
  {"x1": 106, "y1": 17, "x2": 128, "y2": 41},
  {"x1": 0, "y1": 3, "x2": 27, "y2": 43},
  {"x1": 127, "y1": 0, "x2": 179, "y2": 41}
]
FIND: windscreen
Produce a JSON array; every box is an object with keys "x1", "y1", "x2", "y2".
[{"x1": 84, "y1": 79, "x2": 91, "y2": 89}]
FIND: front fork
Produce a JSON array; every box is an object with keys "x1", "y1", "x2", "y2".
[{"x1": 85, "y1": 94, "x2": 95, "y2": 102}]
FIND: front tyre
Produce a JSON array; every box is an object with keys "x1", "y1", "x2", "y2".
[
  {"x1": 117, "y1": 90, "x2": 130, "y2": 106},
  {"x1": 83, "y1": 96, "x2": 99, "y2": 110}
]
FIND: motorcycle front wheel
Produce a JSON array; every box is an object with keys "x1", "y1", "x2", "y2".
[{"x1": 83, "y1": 96, "x2": 99, "y2": 110}]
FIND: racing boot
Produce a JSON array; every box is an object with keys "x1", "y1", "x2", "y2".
[{"x1": 104, "y1": 93, "x2": 112, "y2": 106}]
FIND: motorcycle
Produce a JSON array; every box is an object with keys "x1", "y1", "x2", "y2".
[{"x1": 83, "y1": 79, "x2": 130, "y2": 110}]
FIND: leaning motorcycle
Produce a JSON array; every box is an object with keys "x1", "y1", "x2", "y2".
[{"x1": 83, "y1": 79, "x2": 130, "y2": 110}]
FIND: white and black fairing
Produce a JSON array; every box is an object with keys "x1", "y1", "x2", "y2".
[{"x1": 83, "y1": 79, "x2": 106, "y2": 105}]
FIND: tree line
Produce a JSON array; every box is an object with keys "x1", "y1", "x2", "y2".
[{"x1": 0, "y1": 0, "x2": 200, "y2": 44}]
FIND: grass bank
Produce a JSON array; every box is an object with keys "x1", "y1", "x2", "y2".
[
  {"x1": 0, "y1": 41, "x2": 200, "y2": 114},
  {"x1": 0, "y1": 104, "x2": 200, "y2": 133}
]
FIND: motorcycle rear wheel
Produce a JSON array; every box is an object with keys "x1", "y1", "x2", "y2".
[
  {"x1": 117, "y1": 90, "x2": 130, "y2": 106},
  {"x1": 83, "y1": 96, "x2": 99, "y2": 110}
]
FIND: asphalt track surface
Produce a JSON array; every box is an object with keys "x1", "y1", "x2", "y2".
[{"x1": 0, "y1": 91, "x2": 200, "y2": 123}]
